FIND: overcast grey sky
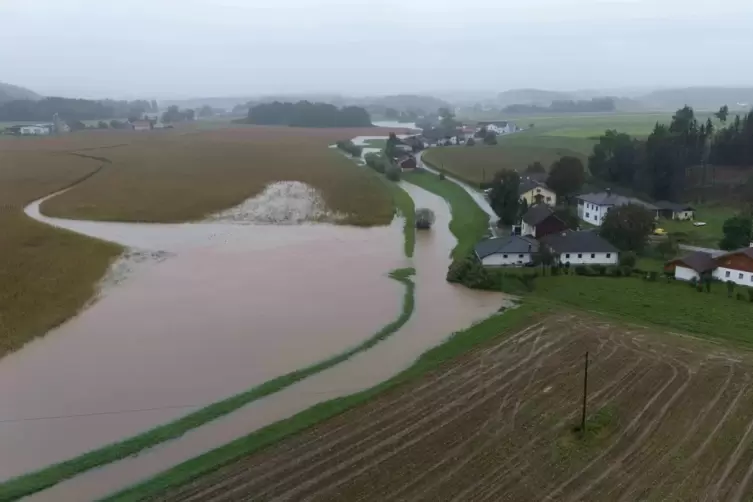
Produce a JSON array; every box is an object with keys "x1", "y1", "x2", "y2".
[{"x1": 1, "y1": 0, "x2": 752, "y2": 99}]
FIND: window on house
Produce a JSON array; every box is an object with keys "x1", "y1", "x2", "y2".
[
  {"x1": 586, "y1": 213, "x2": 590, "y2": 218},
  {"x1": 578, "y1": 254, "x2": 583, "y2": 258},
  {"x1": 606, "y1": 253, "x2": 611, "y2": 258},
  {"x1": 726, "y1": 271, "x2": 730, "y2": 277},
  {"x1": 518, "y1": 254, "x2": 524, "y2": 258},
  {"x1": 546, "y1": 197, "x2": 552, "y2": 202},
  {"x1": 591, "y1": 254, "x2": 595, "y2": 258},
  {"x1": 740, "y1": 273, "x2": 744, "y2": 279},
  {"x1": 565, "y1": 253, "x2": 570, "y2": 258},
  {"x1": 503, "y1": 254, "x2": 508, "y2": 259}
]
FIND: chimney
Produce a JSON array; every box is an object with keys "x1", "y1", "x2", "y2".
[{"x1": 606, "y1": 188, "x2": 612, "y2": 196}]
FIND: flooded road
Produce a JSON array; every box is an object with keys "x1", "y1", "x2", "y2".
[{"x1": 22, "y1": 182, "x2": 505, "y2": 501}]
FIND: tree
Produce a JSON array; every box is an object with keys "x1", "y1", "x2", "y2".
[
  {"x1": 97, "y1": 120, "x2": 109, "y2": 129},
  {"x1": 588, "y1": 130, "x2": 642, "y2": 186},
  {"x1": 483, "y1": 130, "x2": 497, "y2": 145},
  {"x1": 518, "y1": 198, "x2": 529, "y2": 221},
  {"x1": 716, "y1": 105, "x2": 729, "y2": 124},
  {"x1": 489, "y1": 169, "x2": 520, "y2": 226},
  {"x1": 474, "y1": 126, "x2": 487, "y2": 139},
  {"x1": 599, "y1": 203, "x2": 655, "y2": 252},
  {"x1": 415, "y1": 208, "x2": 436, "y2": 229},
  {"x1": 385, "y1": 132, "x2": 400, "y2": 159},
  {"x1": 719, "y1": 214, "x2": 752, "y2": 250},
  {"x1": 533, "y1": 245, "x2": 554, "y2": 273},
  {"x1": 525, "y1": 161, "x2": 546, "y2": 174},
  {"x1": 656, "y1": 238, "x2": 679, "y2": 260},
  {"x1": 554, "y1": 206, "x2": 579, "y2": 229},
  {"x1": 466, "y1": 137, "x2": 475, "y2": 146},
  {"x1": 438, "y1": 107, "x2": 460, "y2": 130},
  {"x1": 547, "y1": 156, "x2": 585, "y2": 200},
  {"x1": 198, "y1": 105, "x2": 214, "y2": 118},
  {"x1": 185, "y1": 109, "x2": 195, "y2": 121}
]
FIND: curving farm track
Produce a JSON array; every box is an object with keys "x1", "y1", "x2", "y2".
[{"x1": 155, "y1": 314, "x2": 753, "y2": 501}]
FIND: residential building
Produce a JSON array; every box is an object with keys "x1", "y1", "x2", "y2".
[
  {"x1": 519, "y1": 178, "x2": 556, "y2": 207},
  {"x1": 521, "y1": 204, "x2": 568, "y2": 239},
  {"x1": 664, "y1": 251, "x2": 718, "y2": 282},
  {"x1": 474, "y1": 235, "x2": 539, "y2": 267},
  {"x1": 476, "y1": 121, "x2": 517, "y2": 136},
  {"x1": 712, "y1": 248, "x2": 753, "y2": 286},
  {"x1": 575, "y1": 189, "x2": 658, "y2": 227},
  {"x1": 540, "y1": 230, "x2": 619, "y2": 266},
  {"x1": 397, "y1": 155, "x2": 417, "y2": 171},
  {"x1": 654, "y1": 201, "x2": 695, "y2": 220},
  {"x1": 19, "y1": 125, "x2": 50, "y2": 135},
  {"x1": 131, "y1": 120, "x2": 152, "y2": 131}
]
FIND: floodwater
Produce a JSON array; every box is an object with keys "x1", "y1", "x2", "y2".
[{"x1": 26, "y1": 181, "x2": 505, "y2": 501}]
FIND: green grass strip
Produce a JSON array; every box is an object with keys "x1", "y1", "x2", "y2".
[
  {"x1": 380, "y1": 177, "x2": 415, "y2": 258},
  {"x1": 103, "y1": 300, "x2": 545, "y2": 501},
  {"x1": 0, "y1": 268, "x2": 416, "y2": 502},
  {"x1": 402, "y1": 170, "x2": 489, "y2": 260}
]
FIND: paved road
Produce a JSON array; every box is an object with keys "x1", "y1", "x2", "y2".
[
  {"x1": 678, "y1": 244, "x2": 725, "y2": 257},
  {"x1": 415, "y1": 151, "x2": 500, "y2": 236}
]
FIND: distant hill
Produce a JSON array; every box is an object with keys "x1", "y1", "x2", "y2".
[
  {"x1": 637, "y1": 87, "x2": 753, "y2": 111},
  {"x1": 0, "y1": 82, "x2": 41, "y2": 103},
  {"x1": 497, "y1": 89, "x2": 574, "y2": 107},
  {"x1": 363, "y1": 94, "x2": 449, "y2": 113}
]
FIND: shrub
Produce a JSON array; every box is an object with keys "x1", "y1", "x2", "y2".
[
  {"x1": 551, "y1": 266, "x2": 560, "y2": 276},
  {"x1": 593, "y1": 264, "x2": 606, "y2": 276},
  {"x1": 415, "y1": 208, "x2": 435, "y2": 230},
  {"x1": 336, "y1": 140, "x2": 362, "y2": 157},
  {"x1": 727, "y1": 280, "x2": 735, "y2": 298},
  {"x1": 385, "y1": 167, "x2": 401, "y2": 182},
  {"x1": 697, "y1": 283, "x2": 704, "y2": 292},
  {"x1": 574, "y1": 265, "x2": 588, "y2": 276},
  {"x1": 466, "y1": 137, "x2": 475, "y2": 147},
  {"x1": 620, "y1": 265, "x2": 634, "y2": 277},
  {"x1": 609, "y1": 266, "x2": 622, "y2": 277},
  {"x1": 737, "y1": 292, "x2": 746, "y2": 301},
  {"x1": 647, "y1": 271, "x2": 658, "y2": 282},
  {"x1": 690, "y1": 276, "x2": 698, "y2": 288},
  {"x1": 748, "y1": 289, "x2": 753, "y2": 302},
  {"x1": 619, "y1": 251, "x2": 637, "y2": 268},
  {"x1": 439, "y1": 172, "x2": 446, "y2": 181}
]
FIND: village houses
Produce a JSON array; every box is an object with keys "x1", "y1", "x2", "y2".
[
  {"x1": 575, "y1": 189, "x2": 660, "y2": 227},
  {"x1": 519, "y1": 178, "x2": 556, "y2": 207},
  {"x1": 666, "y1": 247, "x2": 753, "y2": 288}
]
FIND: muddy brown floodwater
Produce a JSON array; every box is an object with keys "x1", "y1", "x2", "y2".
[{"x1": 12, "y1": 180, "x2": 505, "y2": 501}]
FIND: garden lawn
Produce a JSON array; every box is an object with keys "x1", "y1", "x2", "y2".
[
  {"x1": 533, "y1": 274, "x2": 753, "y2": 346},
  {"x1": 659, "y1": 204, "x2": 735, "y2": 248},
  {"x1": 401, "y1": 170, "x2": 489, "y2": 259}
]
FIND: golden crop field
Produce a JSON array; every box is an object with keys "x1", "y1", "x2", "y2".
[
  {"x1": 42, "y1": 126, "x2": 395, "y2": 226},
  {"x1": 0, "y1": 150, "x2": 121, "y2": 357}
]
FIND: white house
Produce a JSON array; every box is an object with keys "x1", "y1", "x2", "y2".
[
  {"x1": 654, "y1": 201, "x2": 695, "y2": 221},
  {"x1": 20, "y1": 125, "x2": 50, "y2": 135},
  {"x1": 474, "y1": 235, "x2": 539, "y2": 267},
  {"x1": 540, "y1": 230, "x2": 619, "y2": 266},
  {"x1": 665, "y1": 251, "x2": 719, "y2": 282},
  {"x1": 476, "y1": 121, "x2": 517, "y2": 136},
  {"x1": 575, "y1": 190, "x2": 658, "y2": 227},
  {"x1": 519, "y1": 178, "x2": 557, "y2": 207}
]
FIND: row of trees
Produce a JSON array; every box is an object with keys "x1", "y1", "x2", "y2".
[
  {"x1": 503, "y1": 98, "x2": 615, "y2": 115},
  {"x1": 161, "y1": 105, "x2": 195, "y2": 123},
  {"x1": 0, "y1": 97, "x2": 158, "y2": 122},
  {"x1": 246, "y1": 101, "x2": 372, "y2": 127},
  {"x1": 711, "y1": 110, "x2": 753, "y2": 166}
]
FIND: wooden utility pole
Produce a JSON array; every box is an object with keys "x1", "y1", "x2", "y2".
[{"x1": 581, "y1": 351, "x2": 589, "y2": 434}]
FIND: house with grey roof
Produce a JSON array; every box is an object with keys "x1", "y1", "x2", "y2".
[
  {"x1": 521, "y1": 204, "x2": 568, "y2": 238},
  {"x1": 519, "y1": 177, "x2": 556, "y2": 207},
  {"x1": 575, "y1": 189, "x2": 658, "y2": 227},
  {"x1": 474, "y1": 235, "x2": 539, "y2": 267},
  {"x1": 654, "y1": 201, "x2": 695, "y2": 221},
  {"x1": 540, "y1": 230, "x2": 619, "y2": 266}
]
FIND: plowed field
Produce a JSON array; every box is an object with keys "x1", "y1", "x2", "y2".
[{"x1": 156, "y1": 313, "x2": 753, "y2": 501}]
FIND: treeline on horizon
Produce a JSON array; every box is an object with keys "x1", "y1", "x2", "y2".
[
  {"x1": 589, "y1": 105, "x2": 753, "y2": 202},
  {"x1": 0, "y1": 97, "x2": 159, "y2": 122},
  {"x1": 504, "y1": 97, "x2": 616, "y2": 114},
  {"x1": 245, "y1": 101, "x2": 372, "y2": 127}
]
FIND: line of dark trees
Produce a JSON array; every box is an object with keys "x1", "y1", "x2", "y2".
[
  {"x1": 588, "y1": 105, "x2": 753, "y2": 201},
  {"x1": 0, "y1": 97, "x2": 159, "y2": 122},
  {"x1": 246, "y1": 101, "x2": 372, "y2": 127},
  {"x1": 503, "y1": 98, "x2": 616, "y2": 114}
]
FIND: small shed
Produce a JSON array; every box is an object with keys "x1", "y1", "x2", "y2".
[
  {"x1": 655, "y1": 201, "x2": 694, "y2": 220},
  {"x1": 664, "y1": 251, "x2": 716, "y2": 281}
]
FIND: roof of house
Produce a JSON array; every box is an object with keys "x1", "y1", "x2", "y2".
[
  {"x1": 522, "y1": 204, "x2": 558, "y2": 226},
  {"x1": 540, "y1": 230, "x2": 618, "y2": 254},
  {"x1": 474, "y1": 235, "x2": 539, "y2": 259},
  {"x1": 654, "y1": 200, "x2": 694, "y2": 212},
  {"x1": 719, "y1": 247, "x2": 753, "y2": 260},
  {"x1": 576, "y1": 191, "x2": 657, "y2": 210},
  {"x1": 477, "y1": 121, "x2": 509, "y2": 127},
  {"x1": 518, "y1": 178, "x2": 551, "y2": 195},
  {"x1": 667, "y1": 251, "x2": 717, "y2": 273}
]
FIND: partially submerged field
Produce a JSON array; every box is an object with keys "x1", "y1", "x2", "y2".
[
  {"x1": 133, "y1": 312, "x2": 753, "y2": 501},
  {"x1": 42, "y1": 126, "x2": 395, "y2": 225},
  {"x1": 0, "y1": 150, "x2": 121, "y2": 357}
]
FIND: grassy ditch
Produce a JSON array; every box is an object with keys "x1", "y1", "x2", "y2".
[
  {"x1": 385, "y1": 179, "x2": 415, "y2": 258},
  {"x1": 0, "y1": 268, "x2": 417, "y2": 502},
  {"x1": 402, "y1": 170, "x2": 489, "y2": 259},
  {"x1": 103, "y1": 300, "x2": 544, "y2": 501}
]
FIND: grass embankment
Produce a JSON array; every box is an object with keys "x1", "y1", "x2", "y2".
[
  {"x1": 0, "y1": 150, "x2": 122, "y2": 358},
  {"x1": 660, "y1": 204, "x2": 733, "y2": 248},
  {"x1": 42, "y1": 127, "x2": 395, "y2": 226},
  {"x1": 382, "y1": 179, "x2": 415, "y2": 257},
  {"x1": 103, "y1": 300, "x2": 542, "y2": 502},
  {"x1": 0, "y1": 267, "x2": 417, "y2": 502},
  {"x1": 533, "y1": 274, "x2": 753, "y2": 347},
  {"x1": 402, "y1": 170, "x2": 489, "y2": 259}
]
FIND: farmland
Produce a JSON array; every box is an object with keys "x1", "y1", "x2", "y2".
[
  {"x1": 42, "y1": 126, "x2": 395, "y2": 226},
  {"x1": 0, "y1": 150, "x2": 121, "y2": 357},
  {"x1": 123, "y1": 311, "x2": 753, "y2": 502}
]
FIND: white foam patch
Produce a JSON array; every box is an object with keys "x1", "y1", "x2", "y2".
[{"x1": 210, "y1": 181, "x2": 345, "y2": 225}]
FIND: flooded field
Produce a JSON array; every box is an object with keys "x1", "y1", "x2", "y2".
[{"x1": 18, "y1": 180, "x2": 504, "y2": 501}]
